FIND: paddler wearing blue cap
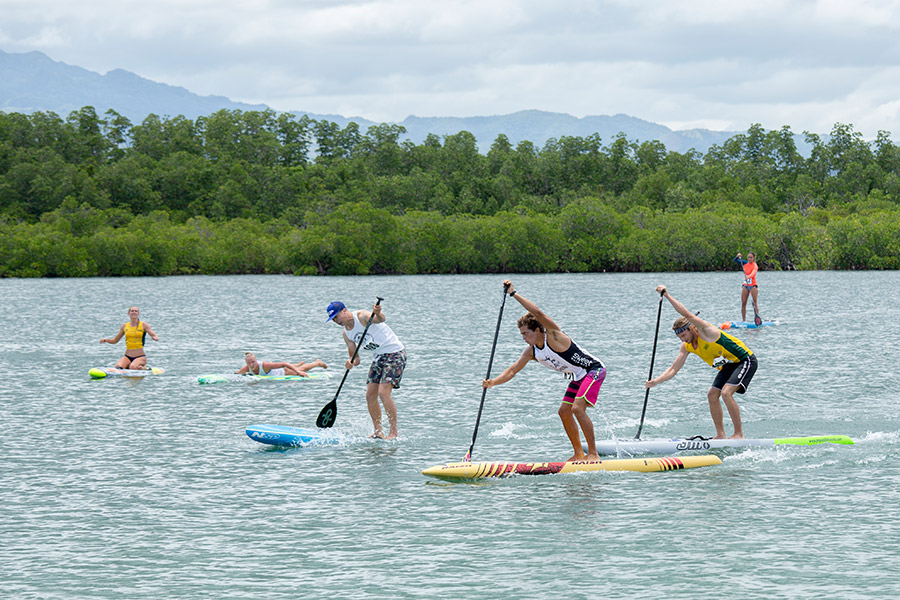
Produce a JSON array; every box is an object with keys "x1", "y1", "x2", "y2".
[
  {"x1": 645, "y1": 285, "x2": 757, "y2": 439},
  {"x1": 326, "y1": 300, "x2": 406, "y2": 440}
]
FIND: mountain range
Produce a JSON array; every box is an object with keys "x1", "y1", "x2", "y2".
[{"x1": 1, "y1": 48, "x2": 739, "y2": 153}]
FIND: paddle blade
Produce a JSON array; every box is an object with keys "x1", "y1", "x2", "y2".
[
  {"x1": 316, "y1": 400, "x2": 337, "y2": 428},
  {"x1": 754, "y1": 312, "x2": 762, "y2": 326}
]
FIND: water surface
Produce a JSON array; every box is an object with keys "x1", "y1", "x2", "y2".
[{"x1": 2, "y1": 271, "x2": 899, "y2": 599}]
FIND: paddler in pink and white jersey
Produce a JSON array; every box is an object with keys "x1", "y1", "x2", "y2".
[
  {"x1": 482, "y1": 280, "x2": 607, "y2": 462},
  {"x1": 646, "y1": 285, "x2": 757, "y2": 439}
]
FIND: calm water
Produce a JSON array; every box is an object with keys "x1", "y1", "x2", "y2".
[{"x1": 2, "y1": 272, "x2": 899, "y2": 599}]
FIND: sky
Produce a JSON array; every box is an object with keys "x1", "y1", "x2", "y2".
[{"x1": 4, "y1": 0, "x2": 900, "y2": 136}]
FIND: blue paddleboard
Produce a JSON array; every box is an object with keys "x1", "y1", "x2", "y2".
[
  {"x1": 245, "y1": 424, "x2": 340, "y2": 447},
  {"x1": 720, "y1": 320, "x2": 778, "y2": 330}
]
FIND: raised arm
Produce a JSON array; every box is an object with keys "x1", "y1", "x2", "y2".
[
  {"x1": 656, "y1": 285, "x2": 720, "y2": 341},
  {"x1": 504, "y1": 281, "x2": 558, "y2": 331}
]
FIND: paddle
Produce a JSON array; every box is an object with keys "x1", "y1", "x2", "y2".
[
  {"x1": 635, "y1": 290, "x2": 665, "y2": 439},
  {"x1": 463, "y1": 283, "x2": 510, "y2": 462},
  {"x1": 753, "y1": 307, "x2": 763, "y2": 327},
  {"x1": 315, "y1": 297, "x2": 384, "y2": 429}
]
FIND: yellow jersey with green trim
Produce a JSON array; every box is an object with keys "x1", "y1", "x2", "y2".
[
  {"x1": 684, "y1": 330, "x2": 752, "y2": 370},
  {"x1": 124, "y1": 321, "x2": 146, "y2": 350}
]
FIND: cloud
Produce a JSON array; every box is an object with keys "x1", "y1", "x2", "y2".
[{"x1": 4, "y1": 0, "x2": 900, "y2": 136}]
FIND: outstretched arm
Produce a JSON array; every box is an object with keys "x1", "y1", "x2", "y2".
[
  {"x1": 142, "y1": 322, "x2": 159, "y2": 342},
  {"x1": 100, "y1": 325, "x2": 125, "y2": 344},
  {"x1": 646, "y1": 346, "x2": 689, "y2": 388},
  {"x1": 483, "y1": 347, "x2": 532, "y2": 389}
]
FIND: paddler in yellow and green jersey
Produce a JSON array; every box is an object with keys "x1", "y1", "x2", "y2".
[
  {"x1": 99, "y1": 306, "x2": 159, "y2": 369},
  {"x1": 645, "y1": 286, "x2": 757, "y2": 439}
]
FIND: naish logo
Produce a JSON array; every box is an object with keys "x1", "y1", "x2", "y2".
[{"x1": 675, "y1": 440, "x2": 711, "y2": 450}]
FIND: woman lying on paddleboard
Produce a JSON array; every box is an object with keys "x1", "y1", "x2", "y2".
[
  {"x1": 482, "y1": 280, "x2": 607, "y2": 462},
  {"x1": 99, "y1": 306, "x2": 159, "y2": 369},
  {"x1": 237, "y1": 352, "x2": 327, "y2": 377},
  {"x1": 734, "y1": 251, "x2": 761, "y2": 323}
]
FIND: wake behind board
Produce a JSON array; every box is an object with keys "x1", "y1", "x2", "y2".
[
  {"x1": 89, "y1": 366, "x2": 164, "y2": 379},
  {"x1": 720, "y1": 320, "x2": 778, "y2": 330},
  {"x1": 246, "y1": 424, "x2": 340, "y2": 447},
  {"x1": 422, "y1": 454, "x2": 721, "y2": 480},
  {"x1": 199, "y1": 371, "x2": 333, "y2": 384},
  {"x1": 594, "y1": 435, "x2": 854, "y2": 456}
]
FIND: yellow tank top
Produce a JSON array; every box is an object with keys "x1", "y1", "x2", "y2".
[
  {"x1": 124, "y1": 321, "x2": 146, "y2": 350},
  {"x1": 684, "y1": 331, "x2": 752, "y2": 370}
]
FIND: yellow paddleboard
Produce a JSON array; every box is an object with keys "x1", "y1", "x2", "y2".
[{"x1": 422, "y1": 454, "x2": 722, "y2": 479}]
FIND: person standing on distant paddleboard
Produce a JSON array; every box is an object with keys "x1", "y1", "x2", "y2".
[
  {"x1": 236, "y1": 352, "x2": 327, "y2": 377},
  {"x1": 99, "y1": 306, "x2": 159, "y2": 369},
  {"x1": 326, "y1": 300, "x2": 406, "y2": 440},
  {"x1": 482, "y1": 280, "x2": 607, "y2": 462},
  {"x1": 734, "y1": 252, "x2": 761, "y2": 324},
  {"x1": 646, "y1": 285, "x2": 757, "y2": 439}
]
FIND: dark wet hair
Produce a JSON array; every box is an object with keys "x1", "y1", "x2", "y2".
[{"x1": 517, "y1": 313, "x2": 544, "y2": 332}]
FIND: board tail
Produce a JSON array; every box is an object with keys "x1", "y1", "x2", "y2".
[{"x1": 773, "y1": 435, "x2": 854, "y2": 446}]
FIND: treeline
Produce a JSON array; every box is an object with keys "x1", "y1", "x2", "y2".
[{"x1": 1, "y1": 107, "x2": 899, "y2": 276}]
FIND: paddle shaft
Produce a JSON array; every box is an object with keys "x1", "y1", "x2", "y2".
[
  {"x1": 464, "y1": 284, "x2": 509, "y2": 462},
  {"x1": 635, "y1": 291, "x2": 665, "y2": 439},
  {"x1": 316, "y1": 297, "x2": 384, "y2": 428}
]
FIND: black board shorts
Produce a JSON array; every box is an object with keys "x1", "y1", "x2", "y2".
[{"x1": 712, "y1": 354, "x2": 757, "y2": 393}]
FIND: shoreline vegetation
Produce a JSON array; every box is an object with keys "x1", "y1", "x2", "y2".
[{"x1": 2, "y1": 107, "x2": 899, "y2": 277}]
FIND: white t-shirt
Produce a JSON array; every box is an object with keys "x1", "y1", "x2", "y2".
[{"x1": 344, "y1": 312, "x2": 404, "y2": 356}]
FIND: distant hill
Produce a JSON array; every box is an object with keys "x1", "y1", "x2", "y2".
[
  {"x1": 0, "y1": 49, "x2": 267, "y2": 121},
  {"x1": 1, "y1": 48, "x2": 739, "y2": 153}
]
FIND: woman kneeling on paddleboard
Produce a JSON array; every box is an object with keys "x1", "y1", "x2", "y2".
[
  {"x1": 646, "y1": 285, "x2": 757, "y2": 439},
  {"x1": 99, "y1": 306, "x2": 159, "y2": 369},
  {"x1": 237, "y1": 352, "x2": 327, "y2": 377},
  {"x1": 483, "y1": 280, "x2": 607, "y2": 462}
]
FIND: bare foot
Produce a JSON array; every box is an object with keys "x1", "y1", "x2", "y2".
[
  {"x1": 369, "y1": 432, "x2": 384, "y2": 439},
  {"x1": 314, "y1": 359, "x2": 328, "y2": 369},
  {"x1": 729, "y1": 433, "x2": 744, "y2": 439},
  {"x1": 384, "y1": 431, "x2": 398, "y2": 440},
  {"x1": 584, "y1": 453, "x2": 600, "y2": 461},
  {"x1": 566, "y1": 453, "x2": 586, "y2": 462},
  {"x1": 713, "y1": 434, "x2": 727, "y2": 439}
]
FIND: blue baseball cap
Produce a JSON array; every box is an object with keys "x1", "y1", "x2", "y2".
[{"x1": 326, "y1": 301, "x2": 346, "y2": 322}]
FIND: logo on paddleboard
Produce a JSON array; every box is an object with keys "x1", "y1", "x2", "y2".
[{"x1": 675, "y1": 440, "x2": 711, "y2": 451}]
